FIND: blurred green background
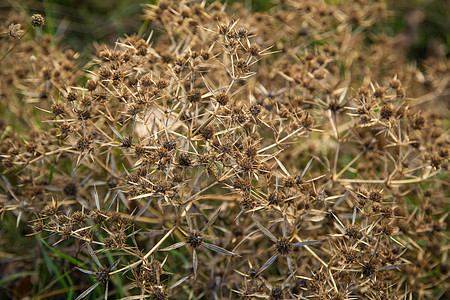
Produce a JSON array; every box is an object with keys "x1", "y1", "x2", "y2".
[{"x1": 1, "y1": 0, "x2": 449, "y2": 60}]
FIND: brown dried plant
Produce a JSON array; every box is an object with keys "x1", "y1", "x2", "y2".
[{"x1": 0, "y1": 0, "x2": 448, "y2": 299}]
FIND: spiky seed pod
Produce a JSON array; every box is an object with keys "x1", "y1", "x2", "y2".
[{"x1": 31, "y1": 14, "x2": 45, "y2": 27}]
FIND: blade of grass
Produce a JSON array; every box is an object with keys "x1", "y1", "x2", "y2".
[
  {"x1": 39, "y1": 242, "x2": 75, "y2": 299},
  {"x1": 38, "y1": 270, "x2": 75, "y2": 299},
  {"x1": 40, "y1": 242, "x2": 69, "y2": 290},
  {"x1": 37, "y1": 234, "x2": 84, "y2": 266},
  {"x1": 48, "y1": 154, "x2": 56, "y2": 185},
  {"x1": 0, "y1": 271, "x2": 35, "y2": 286}
]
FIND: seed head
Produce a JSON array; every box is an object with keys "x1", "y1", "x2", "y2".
[
  {"x1": 240, "y1": 196, "x2": 256, "y2": 210},
  {"x1": 270, "y1": 286, "x2": 284, "y2": 300},
  {"x1": 233, "y1": 178, "x2": 251, "y2": 192},
  {"x1": 249, "y1": 104, "x2": 262, "y2": 117},
  {"x1": 200, "y1": 125, "x2": 215, "y2": 140},
  {"x1": 268, "y1": 191, "x2": 285, "y2": 206},
  {"x1": 43, "y1": 204, "x2": 57, "y2": 216},
  {"x1": 76, "y1": 137, "x2": 92, "y2": 152},
  {"x1": 410, "y1": 113, "x2": 426, "y2": 130},
  {"x1": 141, "y1": 74, "x2": 153, "y2": 87},
  {"x1": 232, "y1": 107, "x2": 247, "y2": 124},
  {"x1": 98, "y1": 66, "x2": 111, "y2": 80},
  {"x1": 75, "y1": 108, "x2": 91, "y2": 120},
  {"x1": 141, "y1": 261, "x2": 162, "y2": 285},
  {"x1": 215, "y1": 93, "x2": 229, "y2": 106},
  {"x1": 282, "y1": 176, "x2": 296, "y2": 188},
  {"x1": 187, "y1": 89, "x2": 201, "y2": 103},
  {"x1": 31, "y1": 14, "x2": 45, "y2": 27},
  {"x1": 61, "y1": 225, "x2": 72, "y2": 239},
  {"x1": 64, "y1": 182, "x2": 78, "y2": 196},
  {"x1": 313, "y1": 69, "x2": 325, "y2": 80},
  {"x1": 188, "y1": 232, "x2": 203, "y2": 248},
  {"x1": 201, "y1": 50, "x2": 210, "y2": 60},
  {"x1": 362, "y1": 261, "x2": 378, "y2": 278},
  {"x1": 95, "y1": 267, "x2": 110, "y2": 284},
  {"x1": 8, "y1": 24, "x2": 24, "y2": 39},
  {"x1": 300, "y1": 113, "x2": 314, "y2": 130},
  {"x1": 276, "y1": 237, "x2": 292, "y2": 255},
  {"x1": 380, "y1": 105, "x2": 393, "y2": 120},
  {"x1": 245, "y1": 145, "x2": 258, "y2": 158},
  {"x1": 85, "y1": 80, "x2": 97, "y2": 91},
  {"x1": 345, "y1": 224, "x2": 362, "y2": 239},
  {"x1": 127, "y1": 103, "x2": 140, "y2": 116},
  {"x1": 90, "y1": 210, "x2": 106, "y2": 225},
  {"x1": 32, "y1": 221, "x2": 44, "y2": 233},
  {"x1": 25, "y1": 142, "x2": 37, "y2": 154},
  {"x1": 51, "y1": 103, "x2": 66, "y2": 116},
  {"x1": 156, "y1": 79, "x2": 168, "y2": 90},
  {"x1": 374, "y1": 87, "x2": 385, "y2": 99},
  {"x1": 380, "y1": 224, "x2": 394, "y2": 236},
  {"x1": 249, "y1": 44, "x2": 261, "y2": 56},
  {"x1": 218, "y1": 23, "x2": 229, "y2": 35},
  {"x1": 178, "y1": 153, "x2": 192, "y2": 167},
  {"x1": 121, "y1": 136, "x2": 132, "y2": 148},
  {"x1": 237, "y1": 27, "x2": 248, "y2": 39},
  {"x1": 236, "y1": 59, "x2": 249, "y2": 72},
  {"x1": 150, "y1": 286, "x2": 167, "y2": 300},
  {"x1": 104, "y1": 232, "x2": 126, "y2": 249},
  {"x1": 59, "y1": 124, "x2": 72, "y2": 137},
  {"x1": 72, "y1": 211, "x2": 85, "y2": 223},
  {"x1": 163, "y1": 140, "x2": 177, "y2": 153},
  {"x1": 368, "y1": 189, "x2": 383, "y2": 202},
  {"x1": 135, "y1": 39, "x2": 148, "y2": 56},
  {"x1": 112, "y1": 70, "x2": 124, "y2": 84},
  {"x1": 343, "y1": 248, "x2": 358, "y2": 263},
  {"x1": 389, "y1": 79, "x2": 401, "y2": 89}
]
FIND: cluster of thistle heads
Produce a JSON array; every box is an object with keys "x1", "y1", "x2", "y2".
[{"x1": 0, "y1": 0, "x2": 449, "y2": 299}]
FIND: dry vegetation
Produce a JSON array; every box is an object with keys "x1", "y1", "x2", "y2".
[{"x1": 0, "y1": 0, "x2": 449, "y2": 299}]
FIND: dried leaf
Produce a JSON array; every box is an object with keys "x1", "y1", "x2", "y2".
[{"x1": 202, "y1": 242, "x2": 237, "y2": 256}]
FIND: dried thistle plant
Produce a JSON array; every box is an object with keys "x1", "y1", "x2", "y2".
[{"x1": 0, "y1": 0, "x2": 448, "y2": 299}]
